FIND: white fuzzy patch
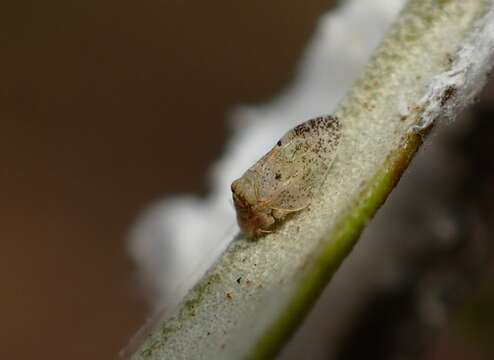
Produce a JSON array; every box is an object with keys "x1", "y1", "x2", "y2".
[{"x1": 412, "y1": 8, "x2": 494, "y2": 131}]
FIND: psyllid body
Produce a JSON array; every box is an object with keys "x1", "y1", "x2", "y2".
[{"x1": 231, "y1": 115, "x2": 341, "y2": 237}]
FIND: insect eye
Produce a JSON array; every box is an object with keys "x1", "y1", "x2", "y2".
[
  {"x1": 277, "y1": 140, "x2": 282, "y2": 146},
  {"x1": 231, "y1": 179, "x2": 240, "y2": 193}
]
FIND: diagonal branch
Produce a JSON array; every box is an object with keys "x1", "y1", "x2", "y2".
[{"x1": 130, "y1": 1, "x2": 494, "y2": 359}]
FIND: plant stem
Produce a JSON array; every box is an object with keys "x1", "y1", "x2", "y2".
[{"x1": 131, "y1": 1, "x2": 494, "y2": 359}]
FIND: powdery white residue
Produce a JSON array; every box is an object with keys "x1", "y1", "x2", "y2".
[
  {"x1": 128, "y1": 0, "x2": 405, "y2": 309},
  {"x1": 412, "y1": 8, "x2": 494, "y2": 132}
]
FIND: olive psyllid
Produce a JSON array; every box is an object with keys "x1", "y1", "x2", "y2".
[{"x1": 231, "y1": 115, "x2": 342, "y2": 237}]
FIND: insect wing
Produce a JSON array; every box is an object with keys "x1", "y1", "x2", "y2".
[{"x1": 251, "y1": 116, "x2": 341, "y2": 212}]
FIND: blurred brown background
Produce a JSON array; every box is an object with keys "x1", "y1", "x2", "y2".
[{"x1": 1, "y1": 1, "x2": 332, "y2": 359}]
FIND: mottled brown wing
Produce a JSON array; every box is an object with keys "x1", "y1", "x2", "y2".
[{"x1": 248, "y1": 116, "x2": 341, "y2": 211}]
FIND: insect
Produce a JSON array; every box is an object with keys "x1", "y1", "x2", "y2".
[{"x1": 231, "y1": 115, "x2": 342, "y2": 237}]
